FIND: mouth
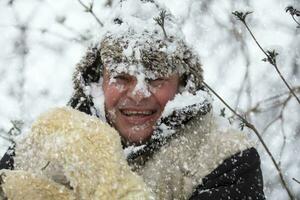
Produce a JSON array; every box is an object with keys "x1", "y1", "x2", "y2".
[
  {"x1": 120, "y1": 109, "x2": 156, "y2": 116},
  {"x1": 119, "y1": 109, "x2": 158, "y2": 124}
]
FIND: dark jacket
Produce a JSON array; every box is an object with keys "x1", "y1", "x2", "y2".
[{"x1": 190, "y1": 147, "x2": 265, "y2": 200}]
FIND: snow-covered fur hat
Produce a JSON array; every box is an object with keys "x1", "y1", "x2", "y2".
[
  {"x1": 68, "y1": 0, "x2": 204, "y2": 115},
  {"x1": 68, "y1": 0, "x2": 211, "y2": 158}
]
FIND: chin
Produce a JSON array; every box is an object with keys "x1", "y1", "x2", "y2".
[{"x1": 121, "y1": 128, "x2": 154, "y2": 145}]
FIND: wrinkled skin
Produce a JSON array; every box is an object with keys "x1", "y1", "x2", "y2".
[{"x1": 102, "y1": 67, "x2": 180, "y2": 144}]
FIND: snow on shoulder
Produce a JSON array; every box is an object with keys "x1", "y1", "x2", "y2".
[{"x1": 161, "y1": 89, "x2": 212, "y2": 118}]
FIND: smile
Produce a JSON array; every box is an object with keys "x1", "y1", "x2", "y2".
[
  {"x1": 120, "y1": 110, "x2": 156, "y2": 116},
  {"x1": 119, "y1": 109, "x2": 158, "y2": 125}
]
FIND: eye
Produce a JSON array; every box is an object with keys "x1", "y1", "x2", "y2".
[
  {"x1": 112, "y1": 74, "x2": 130, "y2": 84},
  {"x1": 147, "y1": 77, "x2": 166, "y2": 87}
]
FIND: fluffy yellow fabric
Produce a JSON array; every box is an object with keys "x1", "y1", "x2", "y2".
[
  {"x1": 0, "y1": 170, "x2": 75, "y2": 200},
  {"x1": 0, "y1": 107, "x2": 153, "y2": 200}
]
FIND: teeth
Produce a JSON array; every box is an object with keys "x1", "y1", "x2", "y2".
[{"x1": 122, "y1": 110, "x2": 153, "y2": 116}]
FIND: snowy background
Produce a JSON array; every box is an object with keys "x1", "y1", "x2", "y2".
[{"x1": 0, "y1": 0, "x2": 299, "y2": 199}]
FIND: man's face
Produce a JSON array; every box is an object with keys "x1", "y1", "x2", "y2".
[{"x1": 102, "y1": 67, "x2": 180, "y2": 144}]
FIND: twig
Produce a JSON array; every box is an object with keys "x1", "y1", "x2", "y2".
[
  {"x1": 261, "y1": 115, "x2": 280, "y2": 135},
  {"x1": 278, "y1": 118, "x2": 287, "y2": 168},
  {"x1": 154, "y1": 10, "x2": 169, "y2": 40},
  {"x1": 7, "y1": 0, "x2": 15, "y2": 6},
  {"x1": 14, "y1": 24, "x2": 27, "y2": 120},
  {"x1": 56, "y1": 23, "x2": 89, "y2": 42},
  {"x1": 286, "y1": 6, "x2": 300, "y2": 27},
  {"x1": 0, "y1": 24, "x2": 85, "y2": 43},
  {"x1": 236, "y1": 86, "x2": 299, "y2": 116},
  {"x1": 260, "y1": 93, "x2": 292, "y2": 135},
  {"x1": 203, "y1": 81, "x2": 295, "y2": 200},
  {"x1": 234, "y1": 63, "x2": 250, "y2": 110},
  {"x1": 231, "y1": 16, "x2": 253, "y2": 114},
  {"x1": 291, "y1": 15, "x2": 300, "y2": 27},
  {"x1": 232, "y1": 11, "x2": 300, "y2": 105},
  {"x1": 257, "y1": 86, "x2": 300, "y2": 105},
  {"x1": 105, "y1": 0, "x2": 113, "y2": 7},
  {"x1": 242, "y1": 86, "x2": 300, "y2": 121},
  {"x1": 293, "y1": 178, "x2": 300, "y2": 185},
  {"x1": 0, "y1": 134, "x2": 13, "y2": 143},
  {"x1": 77, "y1": 0, "x2": 103, "y2": 27},
  {"x1": 41, "y1": 161, "x2": 50, "y2": 171},
  {"x1": 275, "y1": 94, "x2": 290, "y2": 167}
]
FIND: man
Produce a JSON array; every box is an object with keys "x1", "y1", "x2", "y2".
[{"x1": 1, "y1": 0, "x2": 265, "y2": 199}]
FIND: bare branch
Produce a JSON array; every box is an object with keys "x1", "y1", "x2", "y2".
[
  {"x1": 278, "y1": 118, "x2": 287, "y2": 168},
  {"x1": 293, "y1": 178, "x2": 300, "y2": 185},
  {"x1": 154, "y1": 10, "x2": 169, "y2": 40},
  {"x1": 77, "y1": 0, "x2": 104, "y2": 27},
  {"x1": 203, "y1": 81, "x2": 296, "y2": 200},
  {"x1": 261, "y1": 116, "x2": 280, "y2": 135},
  {"x1": 55, "y1": 20, "x2": 89, "y2": 42},
  {"x1": 243, "y1": 86, "x2": 300, "y2": 116},
  {"x1": 105, "y1": 0, "x2": 113, "y2": 7},
  {"x1": 41, "y1": 161, "x2": 51, "y2": 171},
  {"x1": 0, "y1": 24, "x2": 86, "y2": 43},
  {"x1": 7, "y1": 0, "x2": 15, "y2": 6},
  {"x1": 232, "y1": 11, "x2": 300, "y2": 105},
  {"x1": 286, "y1": 6, "x2": 300, "y2": 27}
]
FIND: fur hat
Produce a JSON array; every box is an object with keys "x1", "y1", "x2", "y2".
[{"x1": 68, "y1": 0, "x2": 204, "y2": 115}]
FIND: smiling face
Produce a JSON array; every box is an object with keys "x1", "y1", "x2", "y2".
[{"x1": 102, "y1": 67, "x2": 180, "y2": 144}]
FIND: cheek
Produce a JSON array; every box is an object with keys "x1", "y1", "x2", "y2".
[
  {"x1": 102, "y1": 83, "x2": 126, "y2": 109},
  {"x1": 152, "y1": 82, "x2": 179, "y2": 108}
]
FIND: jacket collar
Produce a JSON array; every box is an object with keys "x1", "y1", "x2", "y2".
[
  {"x1": 125, "y1": 89, "x2": 212, "y2": 165},
  {"x1": 133, "y1": 111, "x2": 252, "y2": 199}
]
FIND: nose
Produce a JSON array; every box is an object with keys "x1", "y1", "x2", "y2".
[{"x1": 126, "y1": 81, "x2": 151, "y2": 103}]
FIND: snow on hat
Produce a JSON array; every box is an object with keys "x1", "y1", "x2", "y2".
[
  {"x1": 99, "y1": 0, "x2": 203, "y2": 91},
  {"x1": 69, "y1": 0, "x2": 204, "y2": 115}
]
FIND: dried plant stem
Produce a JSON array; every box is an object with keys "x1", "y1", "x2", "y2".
[
  {"x1": 293, "y1": 178, "x2": 300, "y2": 185},
  {"x1": 240, "y1": 20, "x2": 300, "y2": 105},
  {"x1": 0, "y1": 134, "x2": 13, "y2": 143},
  {"x1": 0, "y1": 24, "x2": 85, "y2": 43},
  {"x1": 77, "y1": 0, "x2": 103, "y2": 27},
  {"x1": 258, "y1": 86, "x2": 299, "y2": 105},
  {"x1": 203, "y1": 81, "x2": 295, "y2": 200},
  {"x1": 291, "y1": 15, "x2": 300, "y2": 26},
  {"x1": 154, "y1": 10, "x2": 169, "y2": 40},
  {"x1": 260, "y1": 94, "x2": 292, "y2": 135},
  {"x1": 261, "y1": 115, "x2": 280, "y2": 135},
  {"x1": 286, "y1": 6, "x2": 300, "y2": 27},
  {"x1": 57, "y1": 23, "x2": 88, "y2": 41},
  {"x1": 244, "y1": 86, "x2": 300, "y2": 116},
  {"x1": 41, "y1": 161, "x2": 50, "y2": 171},
  {"x1": 105, "y1": 0, "x2": 113, "y2": 7},
  {"x1": 278, "y1": 118, "x2": 287, "y2": 168}
]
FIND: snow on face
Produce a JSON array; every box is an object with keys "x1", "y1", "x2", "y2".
[
  {"x1": 132, "y1": 71, "x2": 151, "y2": 98},
  {"x1": 107, "y1": 64, "x2": 151, "y2": 98},
  {"x1": 102, "y1": 66, "x2": 180, "y2": 144}
]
